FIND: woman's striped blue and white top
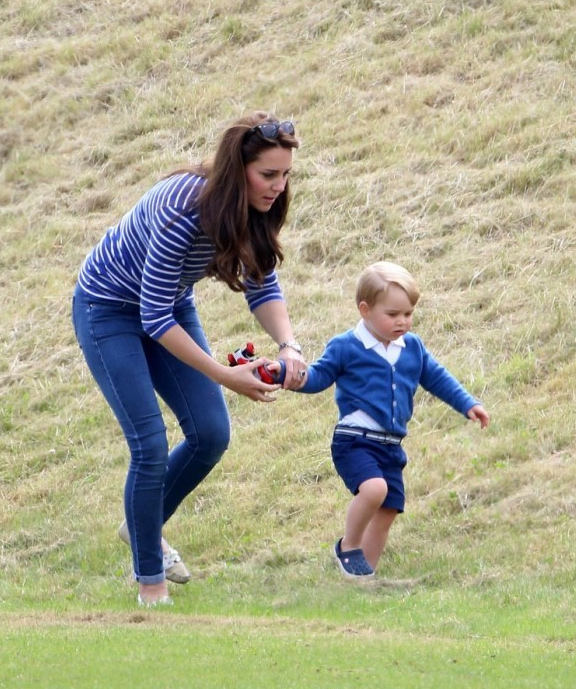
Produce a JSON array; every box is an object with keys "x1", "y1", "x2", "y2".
[{"x1": 78, "y1": 172, "x2": 284, "y2": 339}]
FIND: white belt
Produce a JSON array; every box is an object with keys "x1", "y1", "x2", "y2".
[{"x1": 334, "y1": 425, "x2": 402, "y2": 445}]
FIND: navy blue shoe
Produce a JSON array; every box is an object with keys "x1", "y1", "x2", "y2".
[{"x1": 333, "y1": 538, "x2": 374, "y2": 579}]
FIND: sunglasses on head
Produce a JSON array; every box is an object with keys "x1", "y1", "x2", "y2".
[{"x1": 246, "y1": 121, "x2": 295, "y2": 140}]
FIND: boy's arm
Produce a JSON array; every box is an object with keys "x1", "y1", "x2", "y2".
[{"x1": 294, "y1": 338, "x2": 342, "y2": 394}]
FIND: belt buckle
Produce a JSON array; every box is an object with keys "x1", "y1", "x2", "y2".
[{"x1": 366, "y1": 431, "x2": 399, "y2": 445}]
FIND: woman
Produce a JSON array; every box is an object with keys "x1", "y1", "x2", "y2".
[{"x1": 72, "y1": 112, "x2": 306, "y2": 606}]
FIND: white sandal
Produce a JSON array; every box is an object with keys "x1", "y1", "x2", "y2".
[{"x1": 118, "y1": 520, "x2": 191, "y2": 584}]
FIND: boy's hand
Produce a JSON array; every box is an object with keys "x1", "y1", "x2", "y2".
[
  {"x1": 277, "y1": 350, "x2": 308, "y2": 390},
  {"x1": 467, "y1": 404, "x2": 490, "y2": 429},
  {"x1": 267, "y1": 360, "x2": 306, "y2": 388}
]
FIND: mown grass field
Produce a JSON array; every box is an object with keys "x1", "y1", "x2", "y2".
[{"x1": 1, "y1": 1, "x2": 576, "y2": 686}]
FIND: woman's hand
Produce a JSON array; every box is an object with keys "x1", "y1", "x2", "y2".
[
  {"x1": 158, "y1": 326, "x2": 280, "y2": 402},
  {"x1": 278, "y1": 349, "x2": 307, "y2": 390},
  {"x1": 218, "y1": 358, "x2": 281, "y2": 402}
]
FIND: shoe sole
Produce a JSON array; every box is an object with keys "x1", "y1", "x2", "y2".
[{"x1": 165, "y1": 568, "x2": 191, "y2": 584}]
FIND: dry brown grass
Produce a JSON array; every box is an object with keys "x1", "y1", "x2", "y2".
[{"x1": 2, "y1": 0, "x2": 576, "y2": 600}]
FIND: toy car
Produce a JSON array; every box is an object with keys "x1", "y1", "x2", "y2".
[{"x1": 227, "y1": 342, "x2": 286, "y2": 384}]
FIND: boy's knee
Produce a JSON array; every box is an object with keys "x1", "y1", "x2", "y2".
[{"x1": 359, "y1": 478, "x2": 388, "y2": 503}]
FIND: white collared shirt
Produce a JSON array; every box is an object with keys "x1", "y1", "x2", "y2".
[{"x1": 354, "y1": 319, "x2": 405, "y2": 365}]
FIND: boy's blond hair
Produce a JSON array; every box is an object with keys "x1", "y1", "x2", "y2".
[{"x1": 355, "y1": 261, "x2": 420, "y2": 308}]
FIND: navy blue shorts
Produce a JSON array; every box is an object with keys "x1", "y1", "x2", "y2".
[{"x1": 331, "y1": 430, "x2": 408, "y2": 513}]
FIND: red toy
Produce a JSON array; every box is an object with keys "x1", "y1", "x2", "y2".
[{"x1": 227, "y1": 342, "x2": 286, "y2": 384}]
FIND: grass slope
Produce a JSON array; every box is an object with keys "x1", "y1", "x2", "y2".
[{"x1": 1, "y1": 0, "x2": 576, "y2": 685}]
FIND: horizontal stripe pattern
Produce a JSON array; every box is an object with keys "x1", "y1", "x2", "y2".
[{"x1": 78, "y1": 173, "x2": 284, "y2": 339}]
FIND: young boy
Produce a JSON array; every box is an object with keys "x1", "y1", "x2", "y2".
[{"x1": 294, "y1": 261, "x2": 490, "y2": 580}]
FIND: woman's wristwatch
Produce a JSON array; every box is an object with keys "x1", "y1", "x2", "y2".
[{"x1": 278, "y1": 340, "x2": 302, "y2": 355}]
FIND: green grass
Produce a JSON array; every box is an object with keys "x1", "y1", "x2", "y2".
[
  {"x1": 2, "y1": 0, "x2": 576, "y2": 686},
  {"x1": 2, "y1": 616, "x2": 574, "y2": 689},
  {"x1": 2, "y1": 576, "x2": 576, "y2": 688},
  {"x1": 1, "y1": 580, "x2": 575, "y2": 688}
]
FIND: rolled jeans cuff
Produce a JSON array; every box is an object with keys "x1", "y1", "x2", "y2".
[{"x1": 135, "y1": 570, "x2": 166, "y2": 585}]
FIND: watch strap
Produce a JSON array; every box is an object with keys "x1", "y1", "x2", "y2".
[{"x1": 278, "y1": 340, "x2": 302, "y2": 353}]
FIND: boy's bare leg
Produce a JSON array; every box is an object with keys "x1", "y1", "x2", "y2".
[
  {"x1": 361, "y1": 507, "x2": 398, "y2": 570},
  {"x1": 341, "y1": 478, "x2": 388, "y2": 552}
]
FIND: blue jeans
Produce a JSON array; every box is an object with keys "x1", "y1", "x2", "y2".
[{"x1": 72, "y1": 284, "x2": 230, "y2": 583}]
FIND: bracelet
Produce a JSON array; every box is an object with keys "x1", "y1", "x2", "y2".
[{"x1": 278, "y1": 340, "x2": 302, "y2": 354}]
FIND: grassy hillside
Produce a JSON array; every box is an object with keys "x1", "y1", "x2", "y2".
[{"x1": 2, "y1": 0, "x2": 576, "y2": 617}]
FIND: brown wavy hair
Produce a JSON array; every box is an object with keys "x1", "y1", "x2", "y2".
[{"x1": 171, "y1": 112, "x2": 299, "y2": 292}]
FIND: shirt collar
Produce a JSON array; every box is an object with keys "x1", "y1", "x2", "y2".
[{"x1": 354, "y1": 319, "x2": 406, "y2": 349}]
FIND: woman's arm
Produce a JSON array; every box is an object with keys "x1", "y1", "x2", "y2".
[
  {"x1": 158, "y1": 325, "x2": 280, "y2": 402},
  {"x1": 252, "y1": 299, "x2": 307, "y2": 389}
]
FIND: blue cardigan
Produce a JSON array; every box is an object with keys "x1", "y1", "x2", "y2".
[{"x1": 298, "y1": 330, "x2": 479, "y2": 438}]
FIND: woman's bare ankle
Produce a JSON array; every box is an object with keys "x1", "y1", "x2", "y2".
[{"x1": 138, "y1": 581, "x2": 169, "y2": 602}]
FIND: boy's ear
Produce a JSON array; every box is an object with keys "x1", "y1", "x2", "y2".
[{"x1": 358, "y1": 301, "x2": 370, "y2": 317}]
